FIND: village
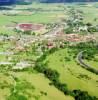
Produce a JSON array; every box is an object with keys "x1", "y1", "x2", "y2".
[{"x1": 0, "y1": 19, "x2": 97, "y2": 70}]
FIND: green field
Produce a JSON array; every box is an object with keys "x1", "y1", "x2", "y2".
[
  {"x1": 0, "y1": 3, "x2": 66, "y2": 25},
  {"x1": 0, "y1": 12, "x2": 65, "y2": 25},
  {"x1": 84, "y1": 54, "x2": 98, "y2": 70},
  {"x1": 0, "y1": 72, "x2": 74, "y2": 100},
  {"x1": 44, "y1": 48, "x2": 98, "y2": 97}
]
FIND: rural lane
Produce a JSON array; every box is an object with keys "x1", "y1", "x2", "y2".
[{"x1": 76, "y1": 51, "x2": 98, "y2": 75}]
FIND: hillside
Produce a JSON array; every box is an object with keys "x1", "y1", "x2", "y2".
[{"x1": 0, "y1": 0, "x2": 98, "y2": 6}]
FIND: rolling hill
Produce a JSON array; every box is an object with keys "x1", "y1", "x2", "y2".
[{"x1": 0, "y1": 0, "x2": 98, "y2": 6}]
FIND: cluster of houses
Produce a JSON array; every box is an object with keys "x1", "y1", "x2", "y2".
[{"x1": 64, "y1": 34, "x2": 96, "y2": 42}]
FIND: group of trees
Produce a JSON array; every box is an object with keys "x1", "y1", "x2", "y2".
[
  {"x1": 72, "y1": 90, "x2": 97, "y2": 100},
  {"x1": 68, "y1": 41, "x2": 97, "y2": 56},
  {"x1": 34, "y1": 62, "x2": 59, "y2": 81}
]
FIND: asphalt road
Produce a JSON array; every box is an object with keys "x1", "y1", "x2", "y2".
[{"x1": 76, "y1": 51, "x2": 98, "y2": 75}]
